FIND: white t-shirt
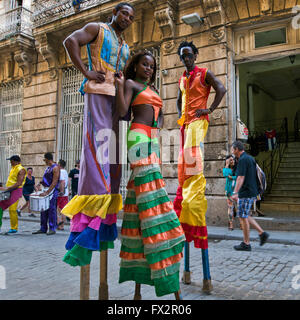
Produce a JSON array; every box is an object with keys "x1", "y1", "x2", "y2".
[{"x1": 59, "y1": 169, "x2": 69, "y2": 197}]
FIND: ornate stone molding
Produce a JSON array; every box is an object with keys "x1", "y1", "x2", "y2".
[
  {"x1": 35, "y1": 34, "x2": 59, "y2": 79},
  {"x1": 201, "y1": 0, "x2": 226, "y2": 42},
  {"x1": 260, "y1": 0, "x2": 271, "y2": 14},
  {"x1": 162, "y1": 39, "x2": 176, "y2": 54},
  {"x1": 14, "y1": 48, "x2": 36, "y2": 85},
  {"x1": 154, "y1": 6, "x2": 176, "y2": 40}
]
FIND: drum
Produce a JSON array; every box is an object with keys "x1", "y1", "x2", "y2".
[
  {"x1": 29, "y1": 190, "x2": 54, "y2": 212},
  {"x1": 0, "y1": 191, "x2": 11, "y2": 201}
]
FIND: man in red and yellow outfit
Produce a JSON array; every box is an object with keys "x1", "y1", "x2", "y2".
[
  {"x1": 173, "y1": 41, "x2": 225, "y2": 291},
  {"x1": 174, "y1": 41, "x2": 226, "y2": 248}
]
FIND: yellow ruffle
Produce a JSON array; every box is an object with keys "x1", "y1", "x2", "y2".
[{"x1": 61, "y1": 194, "x2": 123, "y2": 219}]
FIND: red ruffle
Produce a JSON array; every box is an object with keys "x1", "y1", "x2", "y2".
[{"x1": 181, "y1": 223, "x2": 208, "y2": 249}]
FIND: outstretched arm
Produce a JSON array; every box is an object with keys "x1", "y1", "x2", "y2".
[{"x1": 64, "y1": 23, "x2": 105, "y2": 83}]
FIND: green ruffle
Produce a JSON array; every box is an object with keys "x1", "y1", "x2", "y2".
[
  {"x1": 121, "y1": 220, "x2": 140, "y2": 229},
  {"x1": 141, "y1": 218, "x2": 181, "y2": 238},
  {"x1": 99, "y1": 241, "x2": 114, "y2": 251},
  {"x1": 121, "y1": 237, "x2": 144, "y2": 249},
  {"x1": 119, "y1": 267, "x2": 154, "y2": 286},
  {"x1": 151, "y1": 262, "x2": 181, "y2": 279},
  {"x1": 154, "y1": 272, "x2": 180, "y2": 297},
  {"x1": 122, "y1": 212, "x2": 140, "y2": 222},
  {"x1": 137, "y1": 188, "x2": 167, "y2": 204},
  {"x1": 134, "y1": 171, "x2": 163, "y2": 187},
  {"x1": 134, "y1": 165, "x2": 161, "y2": 180},
  {"x1": 141, "y1": 210, "x2": 178, "y2": 230},
  {"x1": 62, "y1": 244, "x2": 92, "y2": 267},
  {"x1": 120, "y1": 259, "x2": 149, "y2": 269},
  {"x1": 145, "y1": 242, "x2": 184, "y2": 265},
  {"x1": 144, "y1": 234, "x2": 186, "y2": 255},
  {"x1": 121, "y1": 244, "x2": 144, "y2": 254},
  {"x1": 125, "y1": 196, "x2": 136, "y2": 205},
  {"x1": 138, "y1": 195, "x2": 169, "y2": 211}
]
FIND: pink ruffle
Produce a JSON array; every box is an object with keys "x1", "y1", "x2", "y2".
[{"x1": 70, "y1": 212, "x2": 117, "y2": 232}]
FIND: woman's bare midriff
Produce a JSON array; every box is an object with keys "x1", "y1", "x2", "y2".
[{"x1": 131, "y1": 104, "x2": 154, "y2": 127}]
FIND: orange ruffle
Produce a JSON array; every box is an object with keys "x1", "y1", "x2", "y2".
[
  {"x1": 139, "y1": 201, "x2": 174, "y2": 220},
  {"x1": 149, "y1": 252, "x2": 183, "y2": 270},
  {"x1": 121, "y1": 227, "x2": 141, "y2": 237},
  {"x1": 135, "y1": 179, "x2": 166, "y2": 195},
  {"x1": 143, "y1": 226, "x2": 184, "y2": 245},
  {"x1": 123, "y1": 204, "x2": 138, "y2": 212},
  {"x1": 120, "y1": 251, "x2": 145, "y2": 260}
]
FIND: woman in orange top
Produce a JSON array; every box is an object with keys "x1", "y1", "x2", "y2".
[{"x1": 115, "y1": 51, "x2": 185, "y2": 299}]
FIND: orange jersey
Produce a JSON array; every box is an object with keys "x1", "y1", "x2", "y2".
[{"x1": 177, "y1": 66, "x2": 211, "y2": 126}]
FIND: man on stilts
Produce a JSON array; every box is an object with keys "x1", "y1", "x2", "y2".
[
  {"x1": 61, "y1": 2, "x2": 135, "y2": 300},
  {"x1": 173, "y1": 41, "x2": 226, "y2": 293}
]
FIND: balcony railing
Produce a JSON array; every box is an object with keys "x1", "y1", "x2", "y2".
[
  {"x1": 32, "y1": 0, "x2": 110, "y2": 27},
  {"x1": 0, "y1": 7, "x2": 33, "y2": 41}
]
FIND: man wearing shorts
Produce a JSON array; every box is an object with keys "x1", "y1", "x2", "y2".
[{"x1": 231, "y1": 141, "x2": 269, "y2": 251}]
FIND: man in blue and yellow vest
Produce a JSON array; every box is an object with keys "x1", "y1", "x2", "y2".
[{"x1": 0, "y1": 155, "x2": 26, "y2": 234}]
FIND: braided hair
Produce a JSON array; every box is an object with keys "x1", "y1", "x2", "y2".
[{"x1": 124, "y1": 50, "x2": 157, "y2": 86}]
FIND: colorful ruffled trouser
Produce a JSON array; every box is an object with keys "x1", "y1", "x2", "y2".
[
  {"x1": 62, "y1": 93, "x2": 123, "y2": 266},
  {"x1": 119, "y1": 123, "x2": 185, "y2": 297},
  {"x1": 173, "y1": 119, "x2": 209, "y2": 249}
]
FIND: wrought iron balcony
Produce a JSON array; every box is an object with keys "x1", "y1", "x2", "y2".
[
  {"x1": 0, "y1": 7, "x2": 33, "y2": 41},
  {"x1": 32, "y1": 0, "x2": 110, "y2": 27}
]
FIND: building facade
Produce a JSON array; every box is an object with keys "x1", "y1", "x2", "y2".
[{"x1": 1, "y1": 0, "x2": 300, "y2": 225}]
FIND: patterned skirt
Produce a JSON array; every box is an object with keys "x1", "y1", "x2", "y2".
[{"x1": 119, "y1": 123, "x2": 185, "y2": 297}]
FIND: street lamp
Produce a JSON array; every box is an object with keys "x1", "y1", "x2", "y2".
[{"x1": 181, "y1": 13, "x2": 204, "y2": 26}]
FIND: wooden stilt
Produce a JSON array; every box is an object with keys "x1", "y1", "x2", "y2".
[
  {"x1": 98, "y1": 250, "x2": 109, "y2": 300},
  {"x1": 133, "y1": 283, "x2": 142, "y2": 300},
  {"x1": 182, "y1": 241, "x2": 191, "y2": 284},
  {"x1": 201, "y1": 248, "x2": 213, "y2": 294},
  {"x1": 80, "y1": 265, "x2": 90, "y2": 300},
  {"x1": 174, "y1": 290, "x2": 183, "y2": 300}
]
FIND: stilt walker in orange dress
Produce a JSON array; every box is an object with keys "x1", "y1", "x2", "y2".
[
  {"x1": 173, "y1": 41, "x2": 226, "y2": 293},
  {"x1": 115, "y1": 51, "x2": 185, "y2": 299}
]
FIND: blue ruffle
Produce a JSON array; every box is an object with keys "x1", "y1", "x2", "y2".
[
  {"x1": 65, "y1": 232, "x2": 80, "y2": 250},
  {"x1": 66, "y1": 223, "x2": 118, "y2": 251}
]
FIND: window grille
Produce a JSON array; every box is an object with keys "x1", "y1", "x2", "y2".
[
  {"x1": 58, "y1": 66, "x2": 84, "y2": 174},
  {"x1": 0, "y1": 80, "x2": 23, "y2": 184}
]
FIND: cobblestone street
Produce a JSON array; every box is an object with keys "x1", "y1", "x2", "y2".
[{"x1": 0, "y1": 218, "x2": 300, "y2": 301}]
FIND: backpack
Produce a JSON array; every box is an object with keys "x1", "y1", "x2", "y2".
[{"x1": 256, "y1": 163, "x2": 267, "y2": 199}]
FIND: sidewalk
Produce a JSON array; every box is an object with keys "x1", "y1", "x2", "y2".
[{"x1": 3, "y1": 210, "x2": 300, "y2": 246}]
